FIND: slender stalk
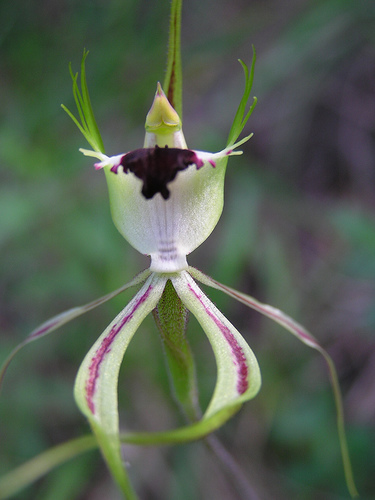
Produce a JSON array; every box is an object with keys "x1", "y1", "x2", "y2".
[
  {"x1": 0, "y1": 407, "x2": 241, "y2": 499},
  {"x1": 204, "y1": 435, "x2": 260, "y2": 500},
  {"x1": 0, "y1": 435, "x2": 97, "y2": 500},
  {"x1": 163, "y1": 0, "x2": 183, "y2": 117},
  {"x1": 153, "y1": 279, "x2": 200, "y2": 421}
]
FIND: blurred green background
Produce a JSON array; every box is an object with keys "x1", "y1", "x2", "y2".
[{"x1": 1, "y1": 0, "x2": 374, "y2": 498}]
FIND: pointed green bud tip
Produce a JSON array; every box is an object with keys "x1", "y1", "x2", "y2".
[{"x1": 145, "y1": 82, "x2": 181, "y2": 134}]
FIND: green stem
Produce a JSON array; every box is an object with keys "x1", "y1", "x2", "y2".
[
  {"x1": 0, "y1": 435, "x2": 97, "y2": 500},
  {"x1": 153, "y1": 280, "x2": 200, "y2": 422},
  {"x1": 0, "y1": 406, "x2": 240, "y2": 499},
  {"x1": 317, "y1": 348, "x2": 359, "y2": 498},
  {"x1": 163, "y1": 0, "x2": 183, "y2": 117},
  {"x1": 204, "y1": 435, "x2": 260, "y2": 500}
]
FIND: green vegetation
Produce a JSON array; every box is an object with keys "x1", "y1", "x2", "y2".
[{"x1": 1, "y1": 0, "x2": 374, "y2": 498}]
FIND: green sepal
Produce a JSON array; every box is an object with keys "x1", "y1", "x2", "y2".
[
  {"x1": 61, "y1": 49, "x2": 105, "y2": 154},
  {"x1": 153, "y1": 279, "x2": 200, "y2": 422},
  {"x1": 226, "y1": 47, "x2": 257, "y2": 148}
]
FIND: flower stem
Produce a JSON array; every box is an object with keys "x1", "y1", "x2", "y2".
[
  {"x1": 152, "y1": 279, "x2": 200, "y2": 422},
  {"x1": 163, "y1": 0, "x2": 183, "y2": 118},
  {"x1": 0, "y1": 435, "x2": 97, "y2": 500},
  {"x1": 204, "y1": 434, "x2": 260, "y2": 500}
]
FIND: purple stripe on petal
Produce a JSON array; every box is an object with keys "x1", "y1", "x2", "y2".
[
  {"x1": 216, "y1": 283, "x2": 319, "y2": 348},
  {"x1": 188, "y1": 284, "x2": 248, "y2": 395},
  {"x1": 85, "y1": 285, "x2": 153, "y2": 414},
  {"x1": 29, "y1": 320, "x2": 60, "y2": 339}
]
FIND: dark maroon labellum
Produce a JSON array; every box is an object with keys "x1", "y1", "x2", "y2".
[{"x1": 111, "y1": 146, "x2": 203, "y2": 200}]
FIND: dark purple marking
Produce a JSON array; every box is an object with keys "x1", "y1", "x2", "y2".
[
  {"x1": 109, "y1": 163, "x2": 122, "y2": 174},
  {"x1": 208, "y1": 160, "x2": 216, "y2": 168},
  {"x1": 85, "y1": 285, "x2": 153, "y2": 414},
  {"x1": 188, "y1": 283, "x2": 248, "y2": 394},
  {"x1": 111, "y1": 146, "x2": 205, "y2": 200}
]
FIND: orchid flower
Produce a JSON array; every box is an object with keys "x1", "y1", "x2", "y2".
[
  {"x1": 66, "y1": 51, "x2": 261, "y2": 498},
  {"x1": 0, "y1": 2, "x2": 358, "y2": 499}
]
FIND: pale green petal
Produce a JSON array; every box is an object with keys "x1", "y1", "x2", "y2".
[
  {"x1": 172, "y1": 271, "x2": 261, "y2": 418},
  {"x1": 74, "y1": 273, "x2": 166, "y2": 497}
]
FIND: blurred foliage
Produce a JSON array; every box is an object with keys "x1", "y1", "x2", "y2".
[{"x1": 1, "y1": 0, "x2": 375, "y2": 499}]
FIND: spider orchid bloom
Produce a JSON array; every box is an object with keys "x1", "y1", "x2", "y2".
[
  {"x1": 72, "y1": 66, "x2": 357, "y2": 498},
  {"x1": 0, "y1": 51, "x2": 358, "y2": 500},
  {"x1": 71, "y1": 76, "x2": 262, "y2": 494}
]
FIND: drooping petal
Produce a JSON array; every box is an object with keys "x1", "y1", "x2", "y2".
[
  {"x1": 189, "y1": 266, "x2": 359, "y2": 499},
  {"x1": 0, "y1": 269, "x2": 151, "y2": 393},
  {"x1": 171, "y1": 271, "x2": 261, "y2": 418},
  {"x1": 74, "y1": 273, "x2": 167, "y2": 497}
]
